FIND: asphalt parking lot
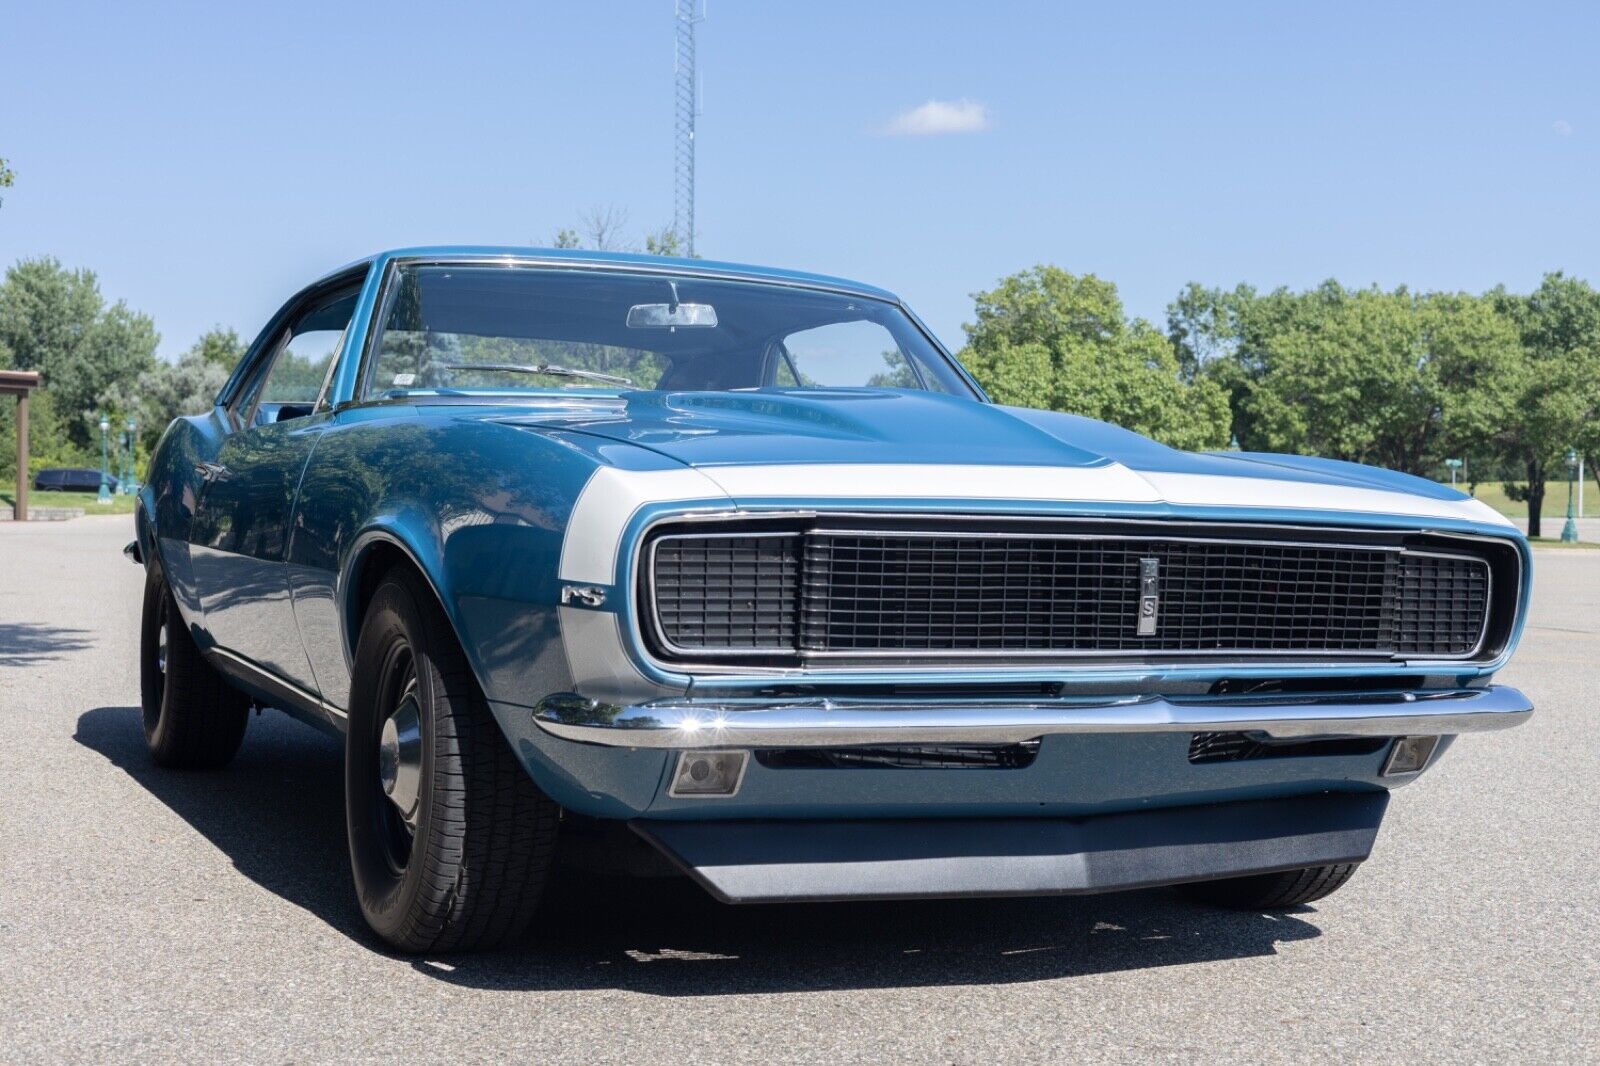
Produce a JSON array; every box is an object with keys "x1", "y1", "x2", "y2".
[{"x1": 2, "y1": 516, "x2": 1597, "y2": 1063}]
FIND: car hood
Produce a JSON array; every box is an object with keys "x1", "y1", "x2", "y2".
[{"x1": 504, "y1": 389, "x2": 1511, "y2": 529}]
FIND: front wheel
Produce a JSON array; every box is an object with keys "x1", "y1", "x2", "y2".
[
  {"x1": 140, "y1": 564, "x2": 249, "y2": 768},
  {"x1": 1178, "y1": 863, "x2": 1360, "y2": 910},
  {"x1": 345, "y1": 567, "x2": 560, "y2": 953}
]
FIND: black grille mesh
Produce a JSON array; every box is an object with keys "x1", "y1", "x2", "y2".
[
  {"x1": 1188, "y1": 732, "x2": 1389, "y2": 763},
  {"x1": 651, "y1": 535, "x2": 799, "y2": 650},
  {"x1": 648, "y1": 531, "x2": 1490, "y2": 661},
  {"x1": 1395, "y1": 553, "x2": 1491, "y2": 657}
]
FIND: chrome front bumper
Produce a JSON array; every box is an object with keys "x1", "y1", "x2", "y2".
[{"x1": 533, "y1": 685, "x2": 1533, "y2": 749}]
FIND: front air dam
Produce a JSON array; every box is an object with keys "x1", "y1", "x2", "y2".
[{"x1": 630, "y1": 792, "x2": 1388, "y2": 904}]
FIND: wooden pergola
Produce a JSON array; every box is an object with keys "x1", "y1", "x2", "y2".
[{"x1": 0, "y1": 369, "x2": 41, "y2": 521}]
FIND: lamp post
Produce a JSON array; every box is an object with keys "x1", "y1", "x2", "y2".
[
  {"x1": 121, "y1": 417, "x2": 138, "y2": 494},
  {"x1": 97, "y1": 416, "x2": 112, "y2": 505},
  {"x1": 1562, "y1": 449, "x2": 1580, "y2": 543}
]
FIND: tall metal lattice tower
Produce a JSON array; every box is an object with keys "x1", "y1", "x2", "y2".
[{"x1": 673, "y1": 0, "x2": 703, "y2": 256}]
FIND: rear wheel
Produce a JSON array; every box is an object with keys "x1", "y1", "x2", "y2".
[
  {"x1": 345, "y1": 567, "x2": 560, "y2": 953},
  {"x1": 139, "y1": 565, "x2": 250, "y2": 768},
  {"x1": 1179, "y1": 863, "x2": 1360, "y2": 910}
]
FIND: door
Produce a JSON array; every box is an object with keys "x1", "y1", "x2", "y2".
[{"x1": 188, "y1": 284, "x2": 359, "y2": 692}]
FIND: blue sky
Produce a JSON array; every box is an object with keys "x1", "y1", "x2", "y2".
[{"x1": 2, "y1": 1, "x2": 1597, "y2": 359}]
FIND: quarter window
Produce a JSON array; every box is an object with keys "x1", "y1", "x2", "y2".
[{"x1": 239, "y1": 288, "x2": 359, "y2": 426}]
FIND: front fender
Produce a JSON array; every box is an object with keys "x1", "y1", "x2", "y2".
[
  {"x1": 298, "y1": 410, "x2": 698, "y2": 709},
  {"x1": 139, "y1": 412, "x2": 226, "y2": 629}
]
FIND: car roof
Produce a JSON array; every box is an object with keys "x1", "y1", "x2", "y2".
[{"x1": 318, "y1": 246, "x2": 901, "y2": 303}]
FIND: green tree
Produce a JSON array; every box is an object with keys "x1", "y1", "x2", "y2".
[
  {"x1": 549, "y1": 205, "x2": 690, "y2": 257},
  {"x1": 0, "y1": 388, "x2": 93, "y2": 479},
  {"x1": 959, "y1": 266, "x2": 1230, "y2": 450},
  {"x1": 0, "y1": 156, "x2": 14, "y2": 208},
  {"x1": 1172, "y1": 281, "x2": 1519, "y2": 478},
  {"x1": 1251, "y1": 286, "x2": 1515, "y2": 472},
  {"x1": 1489, "y1": 273, "x2": 1600, "y2": 536},
  {"x1": 188, "y1": 326, "x2": 246, "y2": 369},
  {"x1": 114, "y1": 334, "x2": 235, "y2": 451},
  {"x1": 643, "y1": 226, "x2": 686, "y2": 257},
  {"x1": 0, "y1": 257, "x2": 159, "y2": 449}
]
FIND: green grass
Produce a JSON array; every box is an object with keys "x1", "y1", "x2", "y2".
[
  {"x1": 1, "y1": 482, "x2": 137, "y2": 515},
  {"x1": 1446, "y1": 480, "x2": 1598, "y2": 518}
]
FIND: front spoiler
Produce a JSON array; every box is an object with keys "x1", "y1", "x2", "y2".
[
  {"x1": 632, "y1": 792, "x2": 1389, "y2": 903},
  {"x1": 533, "y1": 685, "x2": 1532, "y2": 749}
]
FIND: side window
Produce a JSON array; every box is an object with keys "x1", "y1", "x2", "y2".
[
  {"x1": 240, "y1": 288, "x2": 359, "y2": 427},
  {"x1": 780, "y1": 320, "x2": 922, "y2": 389},
  {"x1": 773, "y1": 351, "x2": 801, "y2": 387}
]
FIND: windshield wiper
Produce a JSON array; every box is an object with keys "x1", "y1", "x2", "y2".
[{"x1": 441, "y1": 363, "x2": 635, "y2": 387}]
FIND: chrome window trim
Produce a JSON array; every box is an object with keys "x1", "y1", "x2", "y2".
[
  {"x1": 231, "y1": 324, "x2": 294, "y2": 430},
  {"x1": 312, "y1": 324, "x2": 350, "y2": 414},
  {"x1": 220, "y1": 266, "x2": 370, "y2": 417},
  {"x1": 635, "y1": 513, "x2": 1503, "y2": 672},
  {"x1": 345, "y1": 255, "x2": 983, "y2": 408}
]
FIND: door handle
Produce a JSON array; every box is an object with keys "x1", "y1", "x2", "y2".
[{"x1": 194, "y1": 461, "x2": 231, "y2": 483}]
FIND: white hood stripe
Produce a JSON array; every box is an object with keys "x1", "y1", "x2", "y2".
[
  {"x1": 698, "y1": 462, "x2": 1158, "y2": 506},
  {"x1": 1140, "y1": 471, "x2": 1511, "y2": 528},
  {"x1": 560, "y1": 461, "x2": 1511, "y2": 584},
  {"x1": 560, "y1": 465, "x2": 730, "y2": 585}
]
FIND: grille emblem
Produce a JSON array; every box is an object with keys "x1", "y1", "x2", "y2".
[{"x1": 1137, "y1": 557, "x2": 1160, "y2": 636}]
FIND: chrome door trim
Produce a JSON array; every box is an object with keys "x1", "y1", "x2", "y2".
[{"x1": 205, "y1": 646, "x2": 348, "y2": 734}]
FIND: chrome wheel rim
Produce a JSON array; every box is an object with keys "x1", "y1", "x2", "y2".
[{"x1": 378, "y1": 682, "x2": 423, "y2": 831}]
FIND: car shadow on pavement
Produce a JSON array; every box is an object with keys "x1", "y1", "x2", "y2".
[
  {"x1": 0, "y1": 622, "x2": 93, "y2": 667},
  {"x1": 75, "y1": 705, "x2": 1326, "y2": 995}
]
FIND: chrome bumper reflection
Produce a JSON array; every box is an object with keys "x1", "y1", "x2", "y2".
[{"x1": 532, "y1": 686, "x2": 1533, "y2": 749}]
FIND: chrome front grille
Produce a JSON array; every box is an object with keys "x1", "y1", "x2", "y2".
[{"x1": 644, "y1": 524, "x2": 1495, "y2": 666}]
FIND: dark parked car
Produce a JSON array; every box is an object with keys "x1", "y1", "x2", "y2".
[
  {"x1": 34, "y1": 467, "x2": 116, "y2": 492},
  {"x1": 131, "y1": 246, "x2": 1532, "y2": 953}
]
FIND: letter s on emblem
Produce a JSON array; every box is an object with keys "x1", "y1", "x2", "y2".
[
  {"x1": 560, "y1": 585, "x2": 607, "y2": 608},
  {"x1": 1136, "y1": 558, "x2": 1160, "y2": 637}
]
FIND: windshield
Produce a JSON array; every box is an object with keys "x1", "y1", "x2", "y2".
[{"x1": 360, "y1": 263, "x2": 975, "y2": 400}]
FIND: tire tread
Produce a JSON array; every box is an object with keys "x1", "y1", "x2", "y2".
[
  {"x1": 349, "y1": 567, "x2": 559, "y2": 953},
  {"x1": 1180, "y1": 862, "x2": 1360, "y2": 910},
  {"x1": 141, "y1": 567, "x2": 249, "y2": 769}
]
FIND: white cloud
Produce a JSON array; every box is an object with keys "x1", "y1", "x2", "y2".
[
  {"x1": 881, "y1": 99, "x2": 990, "y2": 137},
  {"x1": 1554, "y1": 119, "x2": 1573, "y2": 136}
]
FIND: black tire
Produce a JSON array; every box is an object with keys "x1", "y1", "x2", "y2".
[
  {"x1": 345, "y1": 567, "x2": 560, "y2": 953},
  {"x1": 140, "y1": 564, "x2": 250, "y2": 769},
  {"x1": 1178, "y1": 863, "x2": 1360, "y2": 910}
]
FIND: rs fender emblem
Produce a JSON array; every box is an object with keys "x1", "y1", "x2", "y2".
[
  {"x1": 1137, "y1": 558, "x2": 1160, "y2": 636},
  {"x1": 560, "y1": 585, "x2": 607, "y2": 608}
]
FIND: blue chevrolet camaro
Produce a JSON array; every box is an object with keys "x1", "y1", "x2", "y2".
[{"x1": 132, "y1": 247, "x2": 1533, "y2": 952}]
